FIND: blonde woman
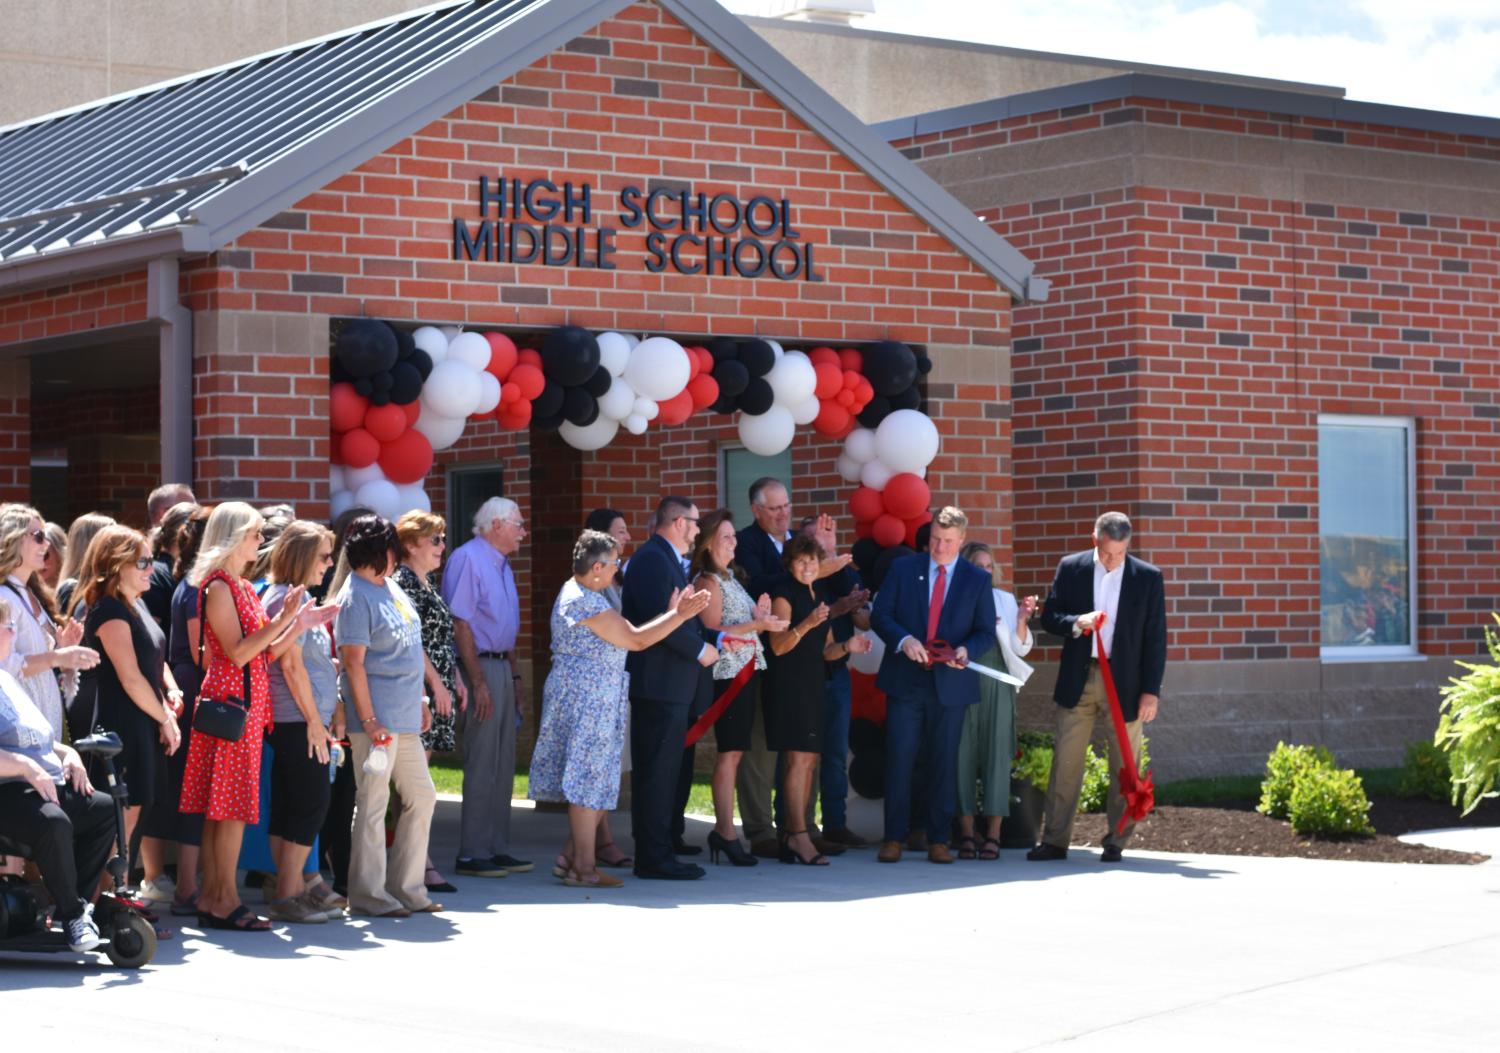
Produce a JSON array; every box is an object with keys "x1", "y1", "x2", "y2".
[
  {"x1": 0, "y1": 505, "x2": 99, "y2": 740},
  {"x1": 179, "y1": 502, "x2": 331, "y2": 932},
  {"x1": 56, "y1": 512, "x2": 115, "y2": 616}
]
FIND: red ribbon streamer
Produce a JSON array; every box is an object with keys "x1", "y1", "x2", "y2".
[
  {"x1": 684, "y1": 659, "x2": 756, "y2": 748},
  {"x1": 1092, "y1": 614, "x2": 1155, "y2": 833}
]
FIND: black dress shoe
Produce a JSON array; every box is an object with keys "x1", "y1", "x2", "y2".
[
  {"x1": 672, "y1": 838, "x2": 702, "y2": 856},
  {"x1": 1025, "y1": 843, "x2": 1069, "y2": 861},
  {"x1": 633, "y1": 860, "x2": 705, "y2": 880},
  {"x1": 1099, "y1": 846, "x2": 1124, "y2": 863}
]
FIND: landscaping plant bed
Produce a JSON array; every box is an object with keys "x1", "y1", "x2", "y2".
[{"x1": 1070, "y1": 795, "x2": 1499, "y2": 865}]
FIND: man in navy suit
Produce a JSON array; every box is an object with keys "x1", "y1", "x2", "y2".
[
  {"x1": 871, "y1": 506, "x2": 997, "y2": 864},
  {"x1": 622, "y1": 495, "x2": 720, "y2": 880},
  {"x1": 1030, "y1": 511, "x2": 1166, "y2": 863}
]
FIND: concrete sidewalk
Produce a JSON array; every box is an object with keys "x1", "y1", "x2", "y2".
[{"x1": 4, "y1": 798, "x2": 1498, "y2": 1050}]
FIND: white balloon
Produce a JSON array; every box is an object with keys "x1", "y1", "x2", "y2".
[
  {"x1": 329, "y1": 465, "x2": 347, "y2": 494},
  {"x1": 623, "y1": 413, "x2": 648, "y2": 435},
  {"x1": 447, "y1": 331, "x2": 491, "y2": 371},
  {"x1": 766, "y1": 350, "x2": 817, "y2": 407},
  {"x1": 344, "y1": 463, "x2": 386, "y2": 490},
  {"x1": 848, "y1": 631, "x2": 884, "y2": 675},
  {"x1": 860, "y1": 458, "x2": 894, "y2": 490},
  {"x1": 355, "y1": 478, "x2": 401, "y2": 521},
  {"x1": 598, "y1": 376, "x2": 636, "y2": 421},
  {"x1": 415, "y1": 405, "x2": 466, "y2": 451},
  {"x1": 875, "y1": 409, "x2": 941, "y2": 474},
  {"x1": 619, "y1": 333, "x2": 640, "y2": 350},
  {"x1": 634, "y1": 397, "x2": 659, "y2": 422},
  {"x1": 330, "y1": 489, "x2": 355, "y2": 520},
  {"x1": 439, "y1": 325, "x2": 462, "y2": 342},
  {"x1": 844, "y1": 428, "x2": 878, "y2": 464},
  {"x1": 766, "y1": 339, "x2": 785, "y2": 359},
  {"x1": 790, "y1": 395, "x2": 821, "y2": 426},
  {"x1": 475, "y1": 371, "x2": 502, "y2": 414},
  {"x1": 624, "y1": 336, "x2": 691, "y2": 401},
  {"x1": 836, "y1": 453, "x2": 863, "y2": 483},
  {"x1": 412, "y1": 326, "x2": 447, "y2": 362},
  {"x1": 393, "y1": 483, "x2": 431, "y2": 515},
  {"x1": 421, "y1": 360, "x2": 482, "y2": 418},
  {"x1": 597, "y1": 332, "x2": 632, "y2": 377},
  {"x1": 738, "y1": 405, "x2": 796, "y2": 456},
  {"x1": 559, "y1": 416, "x2": 620, "y2": 451}
]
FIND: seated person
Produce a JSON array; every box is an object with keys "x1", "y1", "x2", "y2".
[{"x1": 0, "y1": 599, "x2": 117, "y2": 952}]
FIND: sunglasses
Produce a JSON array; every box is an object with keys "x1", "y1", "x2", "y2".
[
  {"x1": 27, "y1": 529, "x2": 47, "y2": 545},
  {"x1": 428, "y1": 534, "x2": 446, "y2": 547},
  {"x1": 132, "y1": 557, "x2": 153, "y2": 571}
]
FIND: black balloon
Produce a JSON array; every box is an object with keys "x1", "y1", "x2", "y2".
[
  {"x1": 890, "y1": 386, "x2": 921, "y2": 411},
  {"x1": 851, "y1": 537, "x2": 881, "y2": 579},
  {"x1": 709, "y1": 337, "x2": 740, "y2": 362},
  {"x1": 710, "y1": 394, "x2": 738, "y2": 415},
  {"x1": 856, "y1": 395, "x2": 892, "y2": 429},
  {"x1": 532, "y1": 381, "x2": 565, "y2": 420},
  {"x1": 738, "y1": 339, "x2": 775, "y2": 378},
  {"x1": 372, "y1": 372, "x2": 393, "y2": 391},
  {"x1": 353, "y1": 376, "x2": 374, "y2": 397},
  {"x1": 392, "y1": 325, "x2": 415, "y2": 360},
  {"x1": 336, "y1": 319, "x2": 399, "y2": 378},
  {"x1": 389, "y1": 362, "x2": 423, "y2": 404},
  {"x1": 712, "y1": 360, "x2": 750, "y2": 398},
  {"x1": 848, "y1": 717, "x2": 883, "y2": 754},
  {"x1": 583, "y1": 365, "x2": 613, "y2": 398},
  {"x1": 870, "y1": 544, "x2": 915, "y2": 591},
  {"x1": 915, "y1": 354, "x2": 934, "y2": 375},
  {"x1": 331, "y1": 356, "x2": 351, "y2": 384},
  {"x1": 563, "y1": 387, "x2": 599, "y2": 427},
  {"x1": 368, "y1": 390, "x2": 391, "y2": 406},
  {"x1": 739, "y1": 377, "x2": 774, "y2": 416},
  {"x1": 532, "y1": 410, "x2": 565, "y2": 433},
  {"x1": 410, "y1": 348, "x2": 433, "y2": 381},
  {"x1": 848, "y1": 747, "x2": 885, "y2": 800},
  {"x1": 863, "y1": 340, "x2": 918, "y2": 397},
  {"x1": 541, "y1": 326, "x2": 601, "y2": 387}
]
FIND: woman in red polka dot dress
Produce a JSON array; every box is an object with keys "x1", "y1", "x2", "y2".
[{"x1": 180, "y1": 502, "x2": 336, "y2": 931}]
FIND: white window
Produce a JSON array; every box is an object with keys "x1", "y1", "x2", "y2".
[{"x1": 1318, "y1": 415, "x2": 1418, "y2": 659}]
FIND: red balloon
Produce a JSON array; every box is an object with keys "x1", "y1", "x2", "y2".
[
  {"x1": 378, "y1": 428, "x2": 434, "y2": 484},
  {"x1": 401, "y1": 400, "x2": 421, "y2": 426},
  {"x1": 849, "y1": 485, "x2": 884, "y2": 523},
  {"x1": 841, "y1": 370, "x2": 861, "y2": 391},
  {"x1": 363, "y1": 402, "x2": 408, "y2": 443},
  {"x1": 813, "y1": 362, "x2": 843, "y2": 400},
  {"x1": 483, "y1": 332, "x2": 518, "y2": 380},
  {"x1": 510, "y1": 363, "x2": 546, "y2": 401},
  {"x1": 836, "y1": 389, "x2": 855, "y2": 408},
  {"x1": 695, "y1": 346, "x2": 715, "y2": 374},
  {"x1": 856, "y1": 378, "x2": 875, "y2": 402},
  {"x1": 882, "y1": 473, "x2": 931, "y2": 520},
  {"x1": 905, "y1": 510, "x2": 933, "y2": 548},
  {"x1": 854, "y1": 518, "x2": 874, "y2": 540},
  {"x1": 839, "y1": 348, "x2": 863, "y2": 372},
  {"x1": 809, "y1": 346, "x2": 840, "y2": 367},
  {"x1": 518, "y1": 348, "x2": 543, "y2": 369},
  {"x1": 340, "y1": 428, "x2": 380, "y2": 469},
  {"x1": 814, "y1": 401, "x2": 851, "y2": 436},
  {"x1": 501, "y1": 382, "x2": 521, "y2": 405},
  {"x1": 330, "y1": 382, "x2": 368, "y2": 434},
  {"x1": 498, "y1": 399, "x2": 533, "y2": 429},
  {"x1": 872, "y1": 514, "x2": 906, "y2": 548},
  {"x1": 656, "y1": 390, "x2": 695, "y2": 426},
  {"x1": 687, "y1": 373, "x2": 719, "y2": 409}
]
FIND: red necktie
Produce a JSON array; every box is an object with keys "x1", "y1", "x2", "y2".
[{"x1": 926, "y1": 563, "x2": 946, "y2": 644}]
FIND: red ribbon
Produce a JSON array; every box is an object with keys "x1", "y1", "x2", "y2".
[
  {"x1": 684, "y1": 659, "x2": 756, "y2": 748},
  {"x1": 1092, "y1": 614, "x2": 1156, "y2": 834}
]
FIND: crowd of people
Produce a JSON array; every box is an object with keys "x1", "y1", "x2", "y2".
[{"x1": 0, "y1": 475, "x2": 1166, "y2": 947}]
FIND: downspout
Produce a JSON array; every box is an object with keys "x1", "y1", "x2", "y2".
[{"x1": 147, "y1": 257, "x2": 193, "y2": 487}]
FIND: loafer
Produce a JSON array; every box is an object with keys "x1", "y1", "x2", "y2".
[
  {"x1": 821, "y1": 826, "x2": 871, "y2": 848},
  {"x1": 632, "y1": 861, "x2": 705, "y2": 880},
  {"x1": 490, "y1": 854, "x2": 533, "y2": 874},
  {"x1": 1100, "y1": 846, "x2": 1124, "y2": 863},
  {"x1": 927, "y1": 843, "x2": 955, "y2": 865},
  {"x1": 455, "y1": 857, "x2": 509, "y2": 877},
  {"x1": 876, "y1": 840, "x2": 903, "y2": 864},
  {"x1": 1025, "y1": 843, "x2": 1069, "y2": 862}
]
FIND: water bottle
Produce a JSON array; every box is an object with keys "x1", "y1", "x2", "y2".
[
  {"x1": 328, "y1": 740, "x2": 345, "y2": 783},
  {"x1": 362, "y1": 734, "x2": 390, "y2": 775}
]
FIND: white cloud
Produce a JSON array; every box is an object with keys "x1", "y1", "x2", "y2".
[{"x1": 728, "y1": 0, "x2": 1500, "y2": 118}]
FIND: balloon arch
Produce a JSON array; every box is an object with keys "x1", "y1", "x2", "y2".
[{"x1": 327, "y1": 321, "x2": 943, "y2": 548}]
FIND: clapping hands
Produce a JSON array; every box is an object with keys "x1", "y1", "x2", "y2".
[
  {"x1": 669, "y1": 586, "x2": 712, "y2": 620},
  {"x1": 828, "y1": 588, "x2": 871, "y2": 620},
  {"x1": 846, "y1": 633, "x2": 874, "y2": 655}
]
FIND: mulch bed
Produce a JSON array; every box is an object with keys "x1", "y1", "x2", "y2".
[{"x1": 1070, "y1": 795, "x2": 1500, "y2": 865}]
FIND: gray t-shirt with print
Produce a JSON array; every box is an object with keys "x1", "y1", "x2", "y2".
[
  {"x1": 334, "y1": 575, "x2": 425, "y2": 734},
  {"x1": 262, "y1": 583, "x2": 339, "y2": 726}
]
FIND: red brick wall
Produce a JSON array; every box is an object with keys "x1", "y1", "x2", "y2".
[
  {"x1": 33, "y1": 385, "x2": 161, "y2": 526},
  {"x1": 0, "y1": 359, "x2": 29, "y2": 502},
  {"x1": 896, "y1": 98, "x2": 1500, "y2": 662},
  {"x1": 0, "y1": 269, "x2": 149, "y2": 346}
]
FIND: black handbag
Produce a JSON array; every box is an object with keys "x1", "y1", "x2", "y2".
[{"x1": 191, "y1": 573, "x2": 255, "y2": 743}]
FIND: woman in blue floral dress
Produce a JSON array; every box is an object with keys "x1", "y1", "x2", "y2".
[{"x1": 528, "y1": 530, "x2": 709, "y2": 889}]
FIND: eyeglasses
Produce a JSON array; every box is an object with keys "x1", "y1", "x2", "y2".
[
  {"x1": 502, "y1": 520, "x2": 525, "y2": 530},
  {"x1": 428, "y1": 534, "x2": 446, "y2": 547},
  {"x1": 26, "y1": 529, "x2": 47, "y2": 545},
  {"x1": 132, "y1": 557, "x2": 153, "y2": 571},
  {"x1": 677, "y1": 515, "x2": 699, "y2": 524},
  {"x1": 762, "y1": 503, "x2": 790, "y2": 514}
]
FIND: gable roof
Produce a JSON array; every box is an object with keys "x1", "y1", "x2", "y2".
[{"x1": 0, "y1": 0, "x2": 1046, "y2": 301}]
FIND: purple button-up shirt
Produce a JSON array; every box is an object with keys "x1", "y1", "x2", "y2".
[{"x1": 441, "y1": 536, "x2": 519, "y2": 652}]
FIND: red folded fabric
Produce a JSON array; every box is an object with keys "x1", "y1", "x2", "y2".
[
  {"x1": 684, "y1": 659, "x2": 756, "y2": 748},
  {"x1": 1093, "y1": 614, "x2": 1155, "y2": 833}
]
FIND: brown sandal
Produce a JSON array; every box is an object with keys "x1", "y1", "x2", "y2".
[
  {"x1": 956, "y1": 836, "x2": 978, "y2": 860},
  {"x1": 978, "y1": 837, "x2": 1001, "y2": 860},
  {"x1": 563, "y1": 868, "x2": 623, "y2": 889}
]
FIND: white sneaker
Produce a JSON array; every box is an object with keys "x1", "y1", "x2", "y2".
[
  {"x1": 65, "y1": 911, "x2": 102, "y2": 952},
  {"x1": 137, "y1": 875, "x2": 176, "y2": 904}
]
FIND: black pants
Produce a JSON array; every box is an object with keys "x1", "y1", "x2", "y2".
[
  {"x1": 0, "y1": 782, "x2": 115, "y2": 921},
  {"x1": 268, "y1": 722, "x2": 333, "y2": 846},
  {"x1": 670, "y1": 680, "x2": 713, "y2": 845},
  {"x1": 319, "y1": 751, "x2": 357, "y2": 888},
  {"x1": 630, "y1": 696, "x2": 690, "y2": 871}
]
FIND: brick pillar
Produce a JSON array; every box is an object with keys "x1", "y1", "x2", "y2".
[
  {"x1": 193, "y1": 311, "x2": 330, "y2": 516},
  {"x1": 0, "y1": 357, "x2": 31, "y2": 502}
]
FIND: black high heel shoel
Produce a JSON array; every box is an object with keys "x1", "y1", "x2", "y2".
[
  {"x1": 778, "y1": 830, "x2": 829, "y2": 866},
  {"x1": 707, "y1": 830, "x2": 759, "y2": 867}
]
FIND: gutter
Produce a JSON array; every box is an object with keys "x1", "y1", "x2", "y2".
[{"x1": 147, "y1": 257, "x2": 193, "y2": 487}]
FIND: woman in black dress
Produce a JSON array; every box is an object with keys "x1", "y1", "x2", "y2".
[
  {"x1": 78, "y1": 525, "x2": 185, "y2": 899},
  {"x1": 763, "y1": 535, "x2": 871, "y2": 866}
]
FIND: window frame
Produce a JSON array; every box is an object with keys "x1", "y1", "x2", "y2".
[
  {"x1": 1317, "y1": 413, "x2": 1420, "y2": 662},
  {"x1": 444, "y1": 462, "x2": 506, "y2": 544}
]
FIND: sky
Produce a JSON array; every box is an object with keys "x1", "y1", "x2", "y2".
[{"x1": 725, "y1": 0, "x2": 1500, "y2": 119}]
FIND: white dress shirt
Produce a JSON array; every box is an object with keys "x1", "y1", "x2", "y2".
[{"x1": 1092, "y1": 549, "x2": 1124, "y2": 656}]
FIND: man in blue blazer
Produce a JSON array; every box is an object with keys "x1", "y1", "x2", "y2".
[
  {"x1": 871, "y1": 506, "x2": 997, "y2": 864},
  {"x1": 622, "y1": 495, "x2": 720, "y2": 880},
  {"x1": 1031, "y1": 511, "x2": 1166, "y2": 863}
]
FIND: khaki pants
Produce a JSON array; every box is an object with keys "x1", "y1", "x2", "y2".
[
  {"x1": 349, "y1": 731, "x2": 437, "y2": 914},
  {"x1": 1040, "y1": 665, "x2": 1144, "y2": 853}
]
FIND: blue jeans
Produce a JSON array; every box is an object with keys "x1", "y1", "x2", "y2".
[{"x1": 819, "y1": 665, "x2": 852, "y2": 829}]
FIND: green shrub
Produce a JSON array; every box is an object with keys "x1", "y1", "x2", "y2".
[
  {"x1": 1012, "y1": 730, "x2": 1151, "y2": 813},
  {"x1": 1436, "y1": 615, "x2": 1500, "y2": 815},
  {"x1": 1398, "y1": 740, "x2": 1453, "y2": 802},
  {"x1": 1287, "y1": 766, "x2": 1375, "y2": 837},
  {"x1": 1076, "y1": 736, "x2": 1152, "y2": 814},
  {"x1": 1014, "y1": 741, "x2": 1053, "y2": 792},
  {"x1": 1257, "y1": 742, "x2": 1335, "y2": 819}
]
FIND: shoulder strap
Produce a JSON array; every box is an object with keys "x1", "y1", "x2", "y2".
[{"x1": 196, "y1": 572, "x2": 256, "y2": 700}]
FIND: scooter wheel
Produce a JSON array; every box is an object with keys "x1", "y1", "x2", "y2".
[{"x1": 104, "y1": 913, "x2": 156, "y2": 968}]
